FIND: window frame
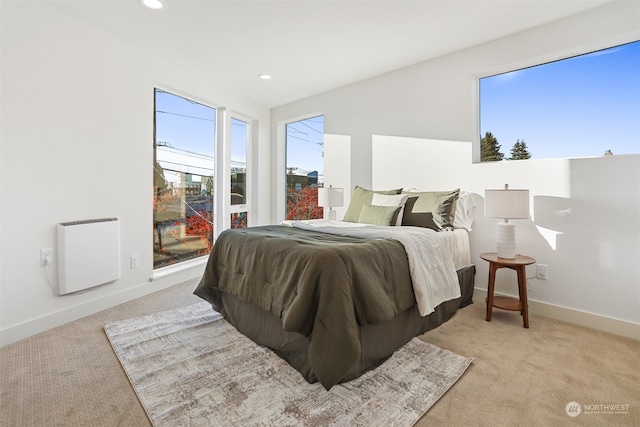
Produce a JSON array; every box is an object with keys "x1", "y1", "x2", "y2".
[
  {"x1": 228, "y1": 114, "x2": 251, "y2": 230},
  {"x1": 472, "y1": 35, "x2": 639, "y2": 163},
  {"x1": 276, "y1": 112, "x2": 324, "y2": 222},
  {"x1": 153, "y1": 87, "x2": 257, "y2": 272},
  {"x1": 153, "y1": 87, "x2": 217, "y2": 271}
]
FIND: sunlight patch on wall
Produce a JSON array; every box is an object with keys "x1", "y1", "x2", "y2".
[{"x1": 535, "y1": 225, "x2": 562, "y2": 251}]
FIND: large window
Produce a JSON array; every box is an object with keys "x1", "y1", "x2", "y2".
[
  {"x1": 153, "y1": 89, "x2": 215, "y2": 269},
  {"x1": 478, "y1": 40, "x2": 639, "y2": 162},
  {"x1": 285, "y1": 115, "x2": 325, "y2": 220}
]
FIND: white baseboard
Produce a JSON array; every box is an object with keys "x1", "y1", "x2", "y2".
[
  {"x1": 4, "y1": 280, "x2": 637, "y2": 346},
  {"x1": 0, "y1": 264, "x2": 204, "y2": 347},
  {"x1": 473, "y1": 288, "x2": 640, "y2": 340}
]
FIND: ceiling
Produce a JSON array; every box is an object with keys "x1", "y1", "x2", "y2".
[{"x1": 48, "y1": 0, "x2": 614, "y2": 108}]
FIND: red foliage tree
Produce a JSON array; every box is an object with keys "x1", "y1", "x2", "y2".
[
  {"x1": 286, "y1": 187, "x2": 323, "y2": 220},
  {"x1": 184, "y1": 213, "x2": 214, "y2": 252}
]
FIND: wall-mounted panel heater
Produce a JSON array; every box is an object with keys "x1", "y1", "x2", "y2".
[{"x1": 56, "y1": 218, "x2": 121, "y2": 295}]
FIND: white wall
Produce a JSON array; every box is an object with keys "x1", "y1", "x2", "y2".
[
  {"x1": 271, "y1": 1, "x2": 640, "y2": 336},
  {"x1": 371, "y1": 136, "x2": 639, "y2": 333},
  {"x1": 0, "y1": 2, "x2": 271, "y2": 346},
  {"x1": 323, "y1": 134, "x2": 352, "y2": 220}
]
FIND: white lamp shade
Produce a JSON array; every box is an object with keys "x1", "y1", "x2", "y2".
[
  {"x1": 484, "y1": 188, "x2": 530, "y2": 219},
  {"x1": 318, "y1": 187, "x2": 344, "y2": 208},
  {"x1": 484, "y1": 185, "x2": 529, "y2": 259}
]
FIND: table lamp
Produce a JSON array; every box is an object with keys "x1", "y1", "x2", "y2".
[
  {"x1": 484, "y1": 184, "x2": 530, "y2": 259},
  {"x1": 318, "y1": 185, "x2": 344, "y2": 220}
]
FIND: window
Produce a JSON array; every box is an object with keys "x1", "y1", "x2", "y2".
[
  {"x1": 285, "y1": 115, "x2": 325, "y2": 220},
  {"x1": 153, "y1": 89, "x2": 215, "y2": 269},
  {"x1": 230, "y1": 117, "x2": 248, "y2": 229},
  {"x1": 478, "y1": 40, "x2": 640, "y2": 162}
]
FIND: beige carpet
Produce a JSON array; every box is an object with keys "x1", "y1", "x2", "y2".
[
  {"x1": 105, "y1": 302, "x2": 472, "y2": 426},
  {"x1": 1, "y1": 279, "x2": 639, "y2": 427}
]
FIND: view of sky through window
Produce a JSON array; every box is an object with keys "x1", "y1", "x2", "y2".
[
  {"x1": 286, "y1": 115, "x2": 325, "y2": 182},
  {"x1": 155, "y1": 89, "x2": 215, "y2": 182},
  {"x1": 480, "y1": 40, "x2": 640, "y2": 160}
]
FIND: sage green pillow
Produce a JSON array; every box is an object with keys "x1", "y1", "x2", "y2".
[
  {"x1": 401, "y1": 189, "x2": 460, "y2": 230},
  {"x1": 343, "y1": 186, "x2": 402, "y2": 222},
  {"x1": 357, "y1": 203, "x2": 402, "y2": 226}
]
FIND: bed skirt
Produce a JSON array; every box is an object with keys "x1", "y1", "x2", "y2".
[{"x1": 216, "y1": 264, "x2": 475, "y2": 385}]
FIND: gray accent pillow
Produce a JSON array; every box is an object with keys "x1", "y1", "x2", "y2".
[
  {"x1": 401, "y1": 189, "x2": 460, "y2": 230},
  {"x1": 343, "y1": 186, "x2": 403, "y2": 222},
  {"x1": 357, "y1": 203, "x2": 402, "y2": 226}
]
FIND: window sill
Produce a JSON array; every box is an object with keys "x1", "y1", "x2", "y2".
[{"x1": 151, "y1": 256, "x2": 208, "y2": 281}]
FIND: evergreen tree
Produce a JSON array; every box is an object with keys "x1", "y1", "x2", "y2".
[
  {"x1": 509, "y1": 139, "x2": 532, "y2": 160},
  {"x1": 481, "y1": 131, "x2": 504, "y2": 161}
]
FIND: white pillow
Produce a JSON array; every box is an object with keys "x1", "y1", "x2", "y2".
[
  {"x1": 371, "y1": 193, "x2": 409, "y2": 226},
  {"x1": 452, "y1": 191, "x2": 476, "y2": 231}
]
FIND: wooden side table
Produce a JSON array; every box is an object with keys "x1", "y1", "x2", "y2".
[{"x1": 480, "y1": 252, "x2": 535, "y2": 328}]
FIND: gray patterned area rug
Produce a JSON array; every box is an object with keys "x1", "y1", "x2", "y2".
[{"x1": 105, "y1": 302, "x2": 472, "y2": 427}]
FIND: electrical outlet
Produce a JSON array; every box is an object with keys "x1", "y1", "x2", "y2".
[
  {"x1": 130, "y1": 254, "x2": 139, "y2": 269},
  {"x1": 536, "y1": 264, "x2": 548, "y2": 280},
  {"x1": 40, "y1": 248, "x2": 53, "y2": 266}
]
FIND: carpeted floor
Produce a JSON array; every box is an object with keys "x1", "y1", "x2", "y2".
[{"x1": 1, "y1": 279, "x2": 639, "y2": 427}]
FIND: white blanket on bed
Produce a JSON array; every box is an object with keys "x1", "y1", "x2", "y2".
[{"x1": 290, "y1": 220, "x2": 461, "y2": 316}]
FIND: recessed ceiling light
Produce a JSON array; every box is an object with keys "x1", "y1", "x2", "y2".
[
  {"x1": 139, "y1": 0, "x2": 166, "y2": 10},
  {"x1": 258, "y1": 74, "x2": 272, "y2": 80}
]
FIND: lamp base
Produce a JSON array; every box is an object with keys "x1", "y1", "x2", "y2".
[
  {"x1": 326, "y1": 209, "x2": 337, "y2": 221},
  {"x1": 496, "y1": 222, "x2": 517, "y2": 259}
]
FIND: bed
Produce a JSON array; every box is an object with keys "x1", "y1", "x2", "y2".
[{"x1": 194, "y1": 187, "x2": 477, "y2": 390}]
